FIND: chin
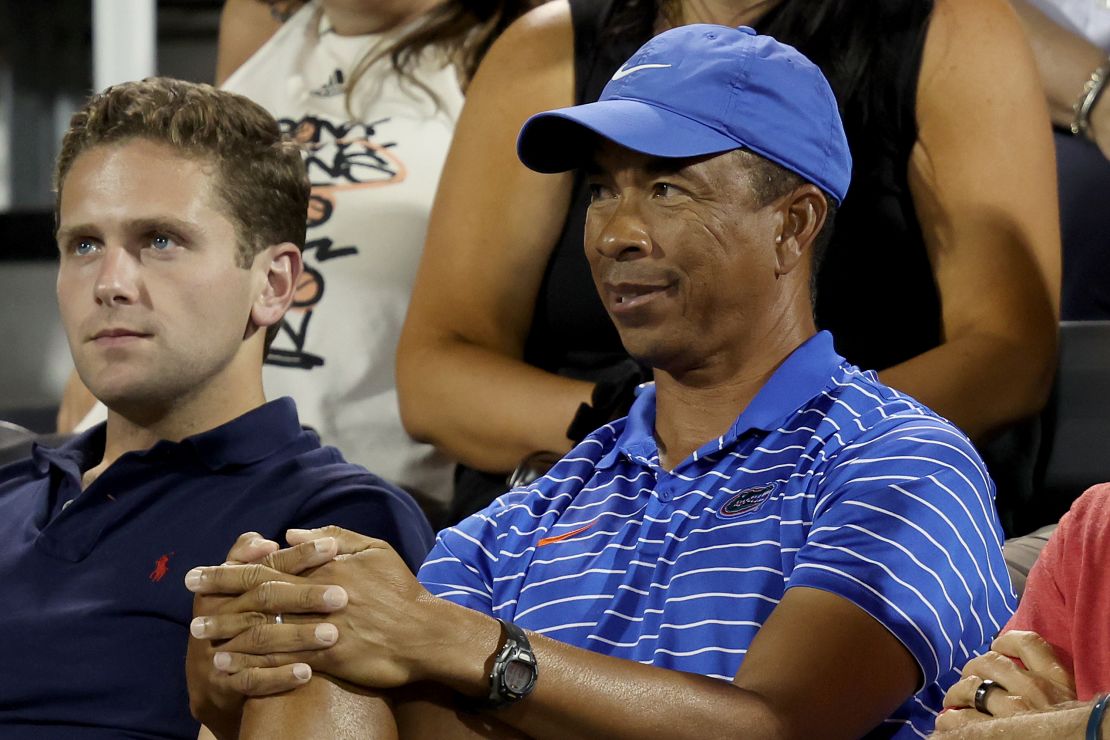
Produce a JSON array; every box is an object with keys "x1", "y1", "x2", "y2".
[
  {"x1": 617, "y1": 337, "x2": 677, "y2": 372},
  {"x1": 87, "y1": 374, "x2": 176, "y2": 414}
]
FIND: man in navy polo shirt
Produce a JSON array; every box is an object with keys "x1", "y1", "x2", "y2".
[
  {"x1": 0, "y1": 78, "x2": 432, "y2": 739},
  {"x1": 184, "y1": 27, "x2": 1015, "y2": 738}
]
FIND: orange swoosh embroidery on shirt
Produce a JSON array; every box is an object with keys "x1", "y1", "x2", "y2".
[{"x1": 537, "y1": 520, "x2": 597, "y2": 547}]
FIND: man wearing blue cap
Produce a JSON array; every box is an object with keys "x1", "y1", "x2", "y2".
[{"x1": 185, "y1": 25, "x2": 1014, "y2": 739}]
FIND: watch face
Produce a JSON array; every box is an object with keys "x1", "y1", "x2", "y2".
[{"x1": 504, "y1": 658, "x2": 535, "y2": 694}]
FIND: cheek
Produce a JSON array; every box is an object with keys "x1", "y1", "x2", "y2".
[
  {"x1": 171, "y1": 274, "x2": 255, "y2": 342},
  {"x1": 55, "y1": 272, "x2": 86, "y2": 334}
]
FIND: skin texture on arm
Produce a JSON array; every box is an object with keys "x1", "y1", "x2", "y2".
[
  {"x1": 216, "y1": 0, "x2": 286, "y2": 85},
  {"x1": 189, "y1": 530, "x2": 921, "y2": 740},
  {"x1": 1009, "y1": 0, "x2": 1110, "y2": 157},
  {"x1": 881, "y1": 0, "x2": 1060, "y2": 441},
  {"x1": 240, "y1": 676, "x2": 397, "y2": 740},
  {"x1": 395, "y1": 1, "x2": 594, "y2": 473}
]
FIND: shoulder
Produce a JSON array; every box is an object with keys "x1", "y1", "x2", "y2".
[
  {"x1": 468, "y1": 0, "x2": 573, "y2": 88},
  {"x1": 819, "y1": 364, "x2": 975, "y2": 458},
  {"x1": 919, "y1": 0, "x2": 1036, "y2": 100},
  {"x1": 1056, "y1": 483, "x2": 1110, "y2": 549},
  {"x1": 816, "y1": 371, "x2": 992, "y2": 505},
  {"x1": 271, "y1": 443, "x2": 430, "y2": 530},
  {"x1": 217, "y1": 0, "x2": 300, "y2": 87},
  {"x1": 280, "y1": 443, "x2": 416, "y2": 504}
]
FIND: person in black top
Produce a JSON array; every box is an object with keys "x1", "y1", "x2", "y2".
[{"x1": 397, "y1": 0, "x2": 1060, "y2": 529}]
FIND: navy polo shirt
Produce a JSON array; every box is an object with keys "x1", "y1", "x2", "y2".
[
  {"x1": 420, "y1": 332, "x2": 1016, "y2": 738},
  {"x1": 0, "y1": 398, "x2": 433, "y2": 739}
]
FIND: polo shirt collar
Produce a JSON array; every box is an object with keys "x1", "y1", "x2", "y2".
[
  {"x1": 729, "y1": 331, "x2": 843, "y2": 437},
  {"x1": 32, "y1": 397, "x2": 304, "y2": 475},
  {"x1": 182, "y1": 397, "x2": 304, "y2": 470},
  {"x1": 32, "y1": 424, "x2": 105, "y2": 476},
  {"x1": 597, "y1": 383, "x2": 658, "y2": 470},
  {"x1": 596, "y1": 332, "x2": 843, "y2": 469}
]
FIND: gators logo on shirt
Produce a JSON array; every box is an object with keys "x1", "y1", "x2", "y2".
[{"x1": 717, "y1": 483, "x2": 775, "y2": 519}]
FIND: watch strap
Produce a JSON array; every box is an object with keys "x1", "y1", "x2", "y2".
[{"x1": 486, "y1": 619, "x2": 538, "y2": 708}]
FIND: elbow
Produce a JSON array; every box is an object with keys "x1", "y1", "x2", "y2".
[
  {"x1": 395, "y1": 336, "x2": 438, "y2": 447},
  {"x1": 982, "y1": 315, "x2": 1058, "y2": 433},
  {"x1": 1010, "y1": 312, "x2": 1058, "y2": 420}
]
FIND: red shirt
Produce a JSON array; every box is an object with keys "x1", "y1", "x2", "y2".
[{"x1": 1006, "y1": 483, "x2": 1110, "y2": 699}]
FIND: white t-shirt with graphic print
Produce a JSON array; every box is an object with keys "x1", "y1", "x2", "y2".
[{"x1": 226, "y1": 2, "x2": 462, "y2": 504}]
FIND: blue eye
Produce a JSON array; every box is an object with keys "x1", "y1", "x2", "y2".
[
  {"x1": 149, "y1": 234, "x2": 175, "y2": 251},
  {"x1": 74, "y1": 239, "x2": 97, "y2": 256}
]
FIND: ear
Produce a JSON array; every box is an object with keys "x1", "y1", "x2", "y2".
[
  {"x1": 774, "y1": 184, "x2": 828, "y2": 278},
  {"x1": 250, "y1": 242, "x2": 303, "y2": 331}
]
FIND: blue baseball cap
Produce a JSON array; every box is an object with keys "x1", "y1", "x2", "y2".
[{"x1": 517, "y1": 24, "x2": 851, "y2": 203}]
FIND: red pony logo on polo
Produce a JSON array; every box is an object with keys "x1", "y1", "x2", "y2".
[{"x1": 149, "y1": 553, "x2": 174, "y2": 583}]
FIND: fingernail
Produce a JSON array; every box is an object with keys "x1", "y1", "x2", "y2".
[
  {"x1": 293, "y1": 663, "x2": 311, "y2": 681},
  {"x1": 288, "y1": 528, "x2": 310, "y2": 537},
  {"x1": 314, "y1": 537, "x2": 335, "y2": 553},
  {"x1": 190, "y1": 617, "x2": 209, "y2": 638},
  {"x1": 249, "y1": 538, "x2": 267, "y2": 549},
  {"x1": 323, "y1": 586, "x2": 347, "y2": 608},
  {"x1": 185, "y1": 568, "x2": 203, "y2": 591},
  {"x1": 315, "y1": 623, "x2": 338, "y2": 644},
  {"x1": 213, "y1": 652, "x2": 231, "y2": 671}
]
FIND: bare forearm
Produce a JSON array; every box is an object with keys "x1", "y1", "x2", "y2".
[
  {"x1": 879, "y1": 324, "x2": 1055, "y2": 441},
  {"x1": 411, "y1": 601, "x2": 828, "y2": 740},
  {"x1": 397, "y1": 335, "x2": 593, "y2": 472},
  {"x1": 1009, "y1": 0, "x2": 1107, "y2": 126},
  {"x1": 932, "y1": 700, "x2": 1105, "y2": 739},
  {"x1": 240, "y1": 676, "x2": 397, "y2": 739}
]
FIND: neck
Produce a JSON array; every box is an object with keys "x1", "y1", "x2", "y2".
[
  {"x1": 85, "y1": 367, "x2": 267, "y2": 489},
  {"x1": 322, "y1": 0, "x2": 443, "y2": 36},
  {"x1": 652, "y1": 312, "x2": 815, "y2": 471},
  {"x1": 667, "y1": 0, "x2": 777, "y2": 28}
]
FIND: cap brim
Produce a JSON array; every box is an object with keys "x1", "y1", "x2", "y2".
[{"x1": 517, "y1": 99, "x2": 743, "y2": 173}]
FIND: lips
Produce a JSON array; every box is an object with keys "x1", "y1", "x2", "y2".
[
  {"x1": 604, "y1": 281, "x2": 674, "y2": 313},
  {"x1": 90, "y1": 327, "x2": 152, "y2": 344}
]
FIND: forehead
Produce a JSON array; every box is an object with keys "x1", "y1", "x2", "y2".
[{"x1": 58, "y1": 139, "x2": 222, "y2": 227}]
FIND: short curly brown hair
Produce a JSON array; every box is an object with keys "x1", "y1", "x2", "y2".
[{"x1": 54, "y1": 77, "x2": 309, "y2": 348}]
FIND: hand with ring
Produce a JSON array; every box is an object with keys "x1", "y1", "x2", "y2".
[
  {"x1": 184, "y1": 531, "x2": 344, "y2": 738},
  {"x1": 934, "y1": 630, "x2": 1077, "y2": 732},
  {"x1": 185, "y1": 526, "x2": 478, "y2": 701}
]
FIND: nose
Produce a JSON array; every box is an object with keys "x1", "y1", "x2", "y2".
[
  {"x1": 587, "y1": 197, "x2": 652, "y2": 262},
  {"x1": 93, "y1": 245, "x2": 141, "y2": 306}
]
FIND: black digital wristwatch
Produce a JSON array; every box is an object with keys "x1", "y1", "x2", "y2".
[{"x1": 486, "y1": 619, "x2": 538, "y2": 708}]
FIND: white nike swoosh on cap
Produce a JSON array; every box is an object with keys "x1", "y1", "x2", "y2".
[{"x1": 611, "y1": 63, "x2": 673, "y2": 81}]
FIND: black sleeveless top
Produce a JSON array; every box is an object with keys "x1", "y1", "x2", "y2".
[{"x1": 524, "y1": 0, "x2": 938, "y2": 377}]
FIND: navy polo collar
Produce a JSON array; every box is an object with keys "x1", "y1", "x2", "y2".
[
  {"x1": 32, "y1": 397, "x2": 305, "y2": 475},
  {"x1": 32, "y1": 424, "x2": 105, "y2": 476},
  {"x1": 598, "y1": 332, "x2": 844, "y2": 469},
  {"x1": 182, "y1": 397, "x2": 304, "y2": 470}
]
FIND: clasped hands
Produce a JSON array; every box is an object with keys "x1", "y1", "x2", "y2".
[
  {"x1": 933, "y1": 630, "x2": 1076, "y2": 732},
  {"x1": 183, "y1": 526, "x2": 442, "y2": 730}
]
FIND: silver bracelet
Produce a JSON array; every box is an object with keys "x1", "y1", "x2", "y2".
[{"x1": 1071, "y1": 57, "x2": 1110, "y2": 140}]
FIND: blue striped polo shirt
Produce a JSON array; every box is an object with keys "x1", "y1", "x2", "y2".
[{"x1": 419, "y1": 332, "x2": 1016, "y2": 738}]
